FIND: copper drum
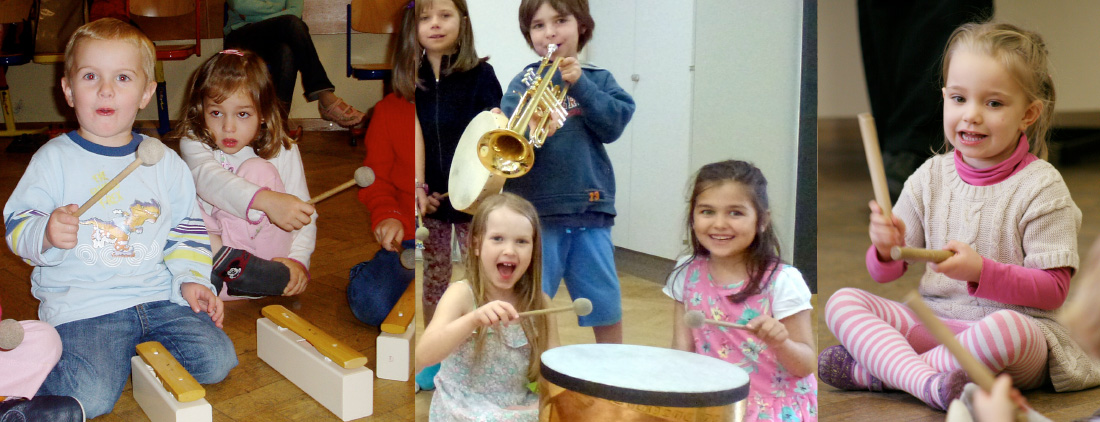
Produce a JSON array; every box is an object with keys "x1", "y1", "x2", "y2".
[
  {"x1": 539, "y1": 344, "x2": 749, "y2": 422},
  {"x1": 448, "y1": 111, "x2": 508, "y2": 214}
]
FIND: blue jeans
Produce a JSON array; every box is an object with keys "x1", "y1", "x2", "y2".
[
  {"x1": 541, "y1": 225, "x2": 622, "y2": 326},
  {"x1": 38, "y1": 300, "x2": 237, "y2": 418},
  {"x1": 347, "y1": 239, "x2": 415, "y2": 326}
]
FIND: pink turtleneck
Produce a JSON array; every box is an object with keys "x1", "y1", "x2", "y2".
[{"x1": 865, "y1": 135, "x2": 1071, "y2": 311}]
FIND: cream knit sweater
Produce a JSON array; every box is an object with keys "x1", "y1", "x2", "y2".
[{"x1": 895, "y1": 154, "x2": 1099, "y2": 392}]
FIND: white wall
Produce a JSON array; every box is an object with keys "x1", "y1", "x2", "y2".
[
  {"x1": 5, "y1": 33, "x2": 393, "y2": 122},
  {"x1": 692, "y1": 0, "x2": 803, "y2": 263},
  {"x1": 819, "y1": 0, "x2": 1100, "y2": 118}
]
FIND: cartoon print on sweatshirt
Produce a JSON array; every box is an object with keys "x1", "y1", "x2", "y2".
[{"x1": 80, "y1": 198, "x2": 161, "y2": 257}]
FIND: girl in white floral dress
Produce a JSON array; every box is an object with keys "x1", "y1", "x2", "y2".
[
  {"x1": 416, "y1": 193, "x2": 559, "y2": 421},
  {"x1": 667, "y1": 160, "x2": 818, "y2": 421}
]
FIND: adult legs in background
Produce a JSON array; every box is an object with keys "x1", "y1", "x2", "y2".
[
  {"x1": 224, "y1": 15, "x2": 363, "y2": 125},
  {"x1": 858, "y1": 0, "x2": 994, "y2": 201}
]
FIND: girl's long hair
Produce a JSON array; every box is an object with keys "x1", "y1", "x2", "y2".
[
  {"x1": 464, "y1": 193, "x2": 549, "y2": 381},
  {"x1": 393, "y1": 1, "x2": 418, "y2": 100},
  {"x1": 168, "y1": 50, "x2": 290, "y2": 159},
  {"x1": 672, "y1": 160, "x2": 783, "y2": 303}
]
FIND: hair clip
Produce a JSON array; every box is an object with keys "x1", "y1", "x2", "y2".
[
  {"x1": 406, "y1": 1, "x2": 414, "y2": 9},
  {"x1": 219, "y1": 49, "x2": 245, "y2": 56}
]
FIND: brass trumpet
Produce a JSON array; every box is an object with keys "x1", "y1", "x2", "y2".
[{"x1": 477, "y1": 44, "x2": 570, "y2": 178}]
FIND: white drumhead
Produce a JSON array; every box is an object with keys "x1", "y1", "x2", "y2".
[
  {"x1": 540, "y1": 344, "x2": 750, "y2": 407},
  {"x1": 449, "y1": 111, "x2": 508, "y2": 214}
]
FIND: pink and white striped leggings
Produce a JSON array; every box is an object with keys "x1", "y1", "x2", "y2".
[{"x1": 825, "y1": 288, "x2": 1047, "y2": 404}]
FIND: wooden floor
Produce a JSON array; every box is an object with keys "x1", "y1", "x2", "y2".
[
  {"x1": 0, "y1": 130, "x2": 414, "y2": 421},
  {"x1": 817, "y1": 120, "x2": 1100, "y2": 421}
]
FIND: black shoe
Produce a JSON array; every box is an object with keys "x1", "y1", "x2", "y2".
[{"x1": 0, "y1": 395, "x2": 85, "y2": 422}]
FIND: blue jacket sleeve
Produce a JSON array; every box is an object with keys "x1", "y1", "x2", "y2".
[{"x1": 569, "y1": 69, "x2": 635, "y2": 144}]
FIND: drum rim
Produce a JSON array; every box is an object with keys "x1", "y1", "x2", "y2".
[{"x1": 539, "y1": 345, "x2": 751, "y2": 408}]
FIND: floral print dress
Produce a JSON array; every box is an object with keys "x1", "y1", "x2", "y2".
[
  {"x1": 429, "y1": 283, "x2": 538, "y2": 421},
  {"x1": 681, "y1": 258, "x2": 818, "y2": 421}
]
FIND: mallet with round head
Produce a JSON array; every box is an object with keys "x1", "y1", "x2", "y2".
[
  {"x1": 518, "y1": 298, "x2": 593, "y2": 318},
  {"x1": 0, "y1": 319, "x2": 25, "y2": 350},
  {"x1": 684, "y1": 310, "x2": 750, "y2": 331},
  {"x1": 75, "y1": 137, "x2": 166, "y2": 217},
  {"x1": 308, "y1": 166, "x2": 375, "y2": 205}
]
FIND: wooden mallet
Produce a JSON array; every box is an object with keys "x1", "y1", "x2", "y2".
[
  {"x1": 517, "y1": 298, "x2": 593, "y2": 318},
  {"x1": 891, "y1": 246, "x2": 955, "y2": 263},
  {"x1": 75, "y1": 137, "x2": 166, "y2": 217},
  {"x1": 904, "y1": 291, "x2": 1037, "y2": 422},
  {"x1": 308, "y1": 166, "x2": 375, "y2": 204},
  {"x1": 684, "y1": 310, "x2": 750, "y2": 331},
  {"x1": 858, "y1": 113, "x2": 893, "y2": 220}
]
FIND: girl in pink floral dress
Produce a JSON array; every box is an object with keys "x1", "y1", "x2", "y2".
[{"x1": 667, "y1": 160, "x2": 817, "y2": 421}]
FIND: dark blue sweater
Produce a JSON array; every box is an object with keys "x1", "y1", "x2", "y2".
[
  {"x1": 416, "y1": 57, "x2": 503, "y2": 223},
  {"x1": 501, "y1": 63, "x2": 635, "y2": 227}
]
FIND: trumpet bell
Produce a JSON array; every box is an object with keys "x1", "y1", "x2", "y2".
[{"x1": 477, "y1": 128, "x2": 534, "y2": 178}]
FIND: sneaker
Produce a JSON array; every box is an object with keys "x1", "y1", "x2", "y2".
[
  {"x1": 0, "y1": 395, "x2": 85, "y2": 422},
  {"x1": 817, "y1": 345, "x2": 884, "y2": 391},
  {"x1": 415, "y1": 363, "x2": 441, "y2": 391}
]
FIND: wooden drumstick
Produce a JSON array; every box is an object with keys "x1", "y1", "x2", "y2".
[
  {"x1": 518, "y1": 298, "x2": 592, "y2": 317},
  {"x1": 75, "y1": 138, "x2": 166, "y2": 217},
  {"x1": 307, "y1": 166, "x2": 375, "y2": 204},
  {"x1": 905, "y1": 292, "x2": 1036, "y2": 422},
  {"x1": 891, "y1": 246, "x2": 955, "y2": 263},
  {"x1": 904, "y1": 291, "x2": 995, "y2": 390},
  {"x1": 684, "y1": 310, "x2": 750, "y2": 331},
  {"x1": 858, "y1": 113, "x2": 893, "y2": 220}
]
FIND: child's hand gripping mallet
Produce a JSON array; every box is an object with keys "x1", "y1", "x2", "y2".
[
  {"x1": 517, "y1": 298, "x2": 593, "y2": 318},
  {"x1": 684, "y1": 310, "x2": 751, "y2": 331},
  {"x1": 307, "y1": 166, "x2": 375, "y2": 204},
  {"x1": 414, "y1": 203, "x2": 430, "y2": 242},
  {"x1": 891, "y1": 246, "x2": 956, "y2": 263},
  {"x1": 858, "y1": 113, "x2": 893, "y2": 221},
  {"x1": 0, "y1": 319, "x2": 24, "y2": 350},
  {"x1": 904, "y1": 291, "x2": 1037, "y2": 422},
  {"x1": 75, "y1": 138, "x2": 167, "y2": 217}
]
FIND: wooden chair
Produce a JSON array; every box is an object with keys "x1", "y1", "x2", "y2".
[
  {"x1": 32, "y1": 0, "x2": 86, "y2": 65},
  {"x1": 345, "y1": 0, "x2": 405, "y2": 88},
  {"x1": 128, "y1": 0, "x2": 202, "y2": 134},
  {"x1": 345, "y1": 0, "x2": 404, "y2": 145},
  {"x1": 0, "y1": 0, "x2": 45, "y2": 140}
]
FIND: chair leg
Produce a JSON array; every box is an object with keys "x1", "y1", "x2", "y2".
[{"x1": 155, "y1": 61, "x2": 170, "y2": 135}]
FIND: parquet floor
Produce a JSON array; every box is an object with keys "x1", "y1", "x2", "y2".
[{"x1": 0, "y1": 130, "x2": 414, "y2": 421}]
